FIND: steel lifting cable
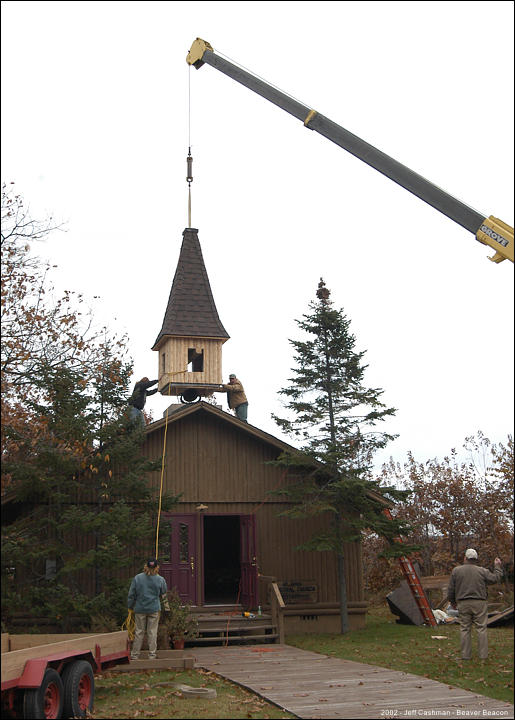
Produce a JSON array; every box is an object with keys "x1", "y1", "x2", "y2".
[
  {"x1": 187, "y1": 63, "x2": 193, "y2": 228},
  {"x1": 157, "y1": 67, "x2": 195, "y2": 556},
  {"x1": 126, "y1": 71, "x2": 197, "y2": 640}
]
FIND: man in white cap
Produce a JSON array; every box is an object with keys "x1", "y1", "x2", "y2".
[
  {"x1": 447, "y1": 549, "x2": 503, "y2": 661},
  {"x1": 219, "y1": 374, "x2": 248, "y2": 422}
]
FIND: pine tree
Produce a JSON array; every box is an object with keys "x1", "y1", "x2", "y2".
[
  {"x1": 272, "y1": 279, "x2": 413, "y2": 633},
  {"x1": 1, "y1": 345, "x2": 177, "y2": 628}
]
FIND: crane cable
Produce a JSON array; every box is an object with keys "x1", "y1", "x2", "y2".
[
  {"x1": 187, "y1": 64, "x2": 193, "y2": 228},
  {"x1": 126, "y1": 72, "x2": 197, "y2": 642}
]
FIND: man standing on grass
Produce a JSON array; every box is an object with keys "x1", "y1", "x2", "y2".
[
  {"x1": 128, "y1": 558, "x2": 170, "y2": 660},
  {"x1": 447, "y1": 549, "x2": 503, "y2": 661}
]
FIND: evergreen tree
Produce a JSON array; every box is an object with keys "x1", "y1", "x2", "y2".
[
  {"x1": 272, "y1": 280, "x2": 414, "y2": 633},
  {"x1": 1, "y1": 344, "x2": 177, "y2": 629}
]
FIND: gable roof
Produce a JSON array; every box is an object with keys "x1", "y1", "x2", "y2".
[
  {"x1": 144, "y1": 402, "x2": 393, "y2": 508},
  {"x1": 145, "y1": 401, "x2": 295, "y2": 454},
  {"x1": 152, "y1": 228, "x2": 229, "y2": 350}
]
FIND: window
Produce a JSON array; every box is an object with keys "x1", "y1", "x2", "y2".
[
  {"x1": 179, "y1": 523, "x2": 189, "y2": 564},
  {"x1": 187, "y1": 348, "x2": 204, "y2": 372},
  {"x1": 161, "y1": 352, "x2": 166, "y2": 374},
  {"x1": 45, "y1": 559, "x2": 57, "y2": 580}
]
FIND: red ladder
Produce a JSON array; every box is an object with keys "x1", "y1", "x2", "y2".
[{"x1": 383, "y1": 508, "x2": 437, "y2": 627}]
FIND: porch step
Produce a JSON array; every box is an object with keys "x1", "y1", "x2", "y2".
[
  {"x1": 197, "y1": 622, "x2": 273, "y2": 632},
  {"x1": 190, "y1": 632, "x2": 279, "y2": 645},
  {"x1": 189, "y1": 611, "x2": 279, "y2": 646}
]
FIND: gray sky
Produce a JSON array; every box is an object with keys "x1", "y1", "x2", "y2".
[{"x1": 2, "y1": 1, "x2": 513, "y2": 470}]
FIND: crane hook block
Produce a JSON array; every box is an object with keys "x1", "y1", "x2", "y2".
[
  {"x1": 186, "y1": 38, "x2": 213, "y2": 68},
  {"x1": 186, "y1": 153, "x2": 193, "y2": 184}
]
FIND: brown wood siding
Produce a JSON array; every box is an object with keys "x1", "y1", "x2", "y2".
[
  {"x1": 145, "y1": 413, "x2": 291, "y2": 503},
  {"x1": 142, "y1": 409, "x2": 364, "y2": 606},
  {"x1": 158, "y1": 337, "x2": 224, "y2": 391}
]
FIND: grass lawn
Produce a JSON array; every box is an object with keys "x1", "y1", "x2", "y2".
[
  {"x1": 91, "y1": 668, "x2": 296, "y2": 719},
  {"x1": 91, "y1": 606, "x2": 513, "y2": 718},
  {"x1": 287, "y1": 605, "x2": 514, "y2": 704}
]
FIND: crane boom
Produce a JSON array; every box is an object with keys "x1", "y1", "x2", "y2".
[{"x1": 187, "y1": 38, "x2": 513, "y2": 264}]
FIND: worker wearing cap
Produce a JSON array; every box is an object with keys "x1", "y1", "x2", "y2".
[
  {"x1": 127, "y1": 558, "x2": 170, "y2": 660},
  {"x1": 220, "y1": 374, "x2": 248, "y2": 422},
  {"x1": 447, "y1": 549, "x2": 503, "y2": 661}
]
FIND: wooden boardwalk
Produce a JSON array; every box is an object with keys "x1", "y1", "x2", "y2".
[{"x1": 193, "y1": 644, "x2": 514, "y2": 719}]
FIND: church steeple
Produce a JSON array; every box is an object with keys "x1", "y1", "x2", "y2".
[{"x1": 152, "y1": 228, "x2": 229, "y2": 401}]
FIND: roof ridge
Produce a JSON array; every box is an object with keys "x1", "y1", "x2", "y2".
[{"x1": 145, "y1": 401, "x2": 297, "y2": 453}]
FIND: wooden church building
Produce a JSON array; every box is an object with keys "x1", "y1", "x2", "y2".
[{"x1": 142, "y1": 227, "x2": 368, "y2": 633}]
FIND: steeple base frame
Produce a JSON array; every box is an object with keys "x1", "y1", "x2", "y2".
[{"x1": 159, "y1": 381, "x2": 223, "y2": 399}]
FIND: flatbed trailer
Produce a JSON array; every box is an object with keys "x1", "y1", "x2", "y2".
[{"x1": 1, "y1": 630, "x2": 129, "y2": 719}]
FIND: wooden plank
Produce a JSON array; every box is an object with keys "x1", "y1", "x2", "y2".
[
  {"x1": 9, "y1": 634, "x2": 86, "y2": 651},
  {"x1": 193, "y1": 633, "x2": 278, "y2": 644},
  {"x1": 487, "y1": 605, "x2": 514, "y2": 626},
  {"x1": 420, "y1": 575, "x2": 450, "y2": 588},
  {"x1": 192, "y1": 644, "x2": 515, "y2": 719},
  {"x1": 1, "y1": 632, "x2": 127, "y2": 684},
  {"x1": 1, "y1": 634, "x2": 9, "y2": 653},
  {"x1": 112, "y1": 657, "x2": 195, "y2": 671}
]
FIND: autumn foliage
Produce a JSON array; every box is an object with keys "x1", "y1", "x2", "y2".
[
  {"x1": 1, "y1": 183, "x2": 128, "y2": 488},
  {"x1": 364, "y1": 432, "x2": 514, "y2": 598},
  {"x1": 1, "y1": 184, "x2": 176, "y2": 628}
]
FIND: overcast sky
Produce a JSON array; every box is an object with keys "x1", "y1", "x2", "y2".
[{"x1": 2, "y1": 1, "x2": 513, "y2": 471}]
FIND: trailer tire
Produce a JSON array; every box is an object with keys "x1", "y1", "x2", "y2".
[
  {"x1": 23, "y1": 668, "x2": 64, "y2": 719},
  {"x1": 61, "y1": 660, "x2": 94, "y2": 719}
]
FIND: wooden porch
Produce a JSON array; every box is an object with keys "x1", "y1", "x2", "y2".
[{"x1": 187, "y1": 581, "x2": 285, "y2": 646}]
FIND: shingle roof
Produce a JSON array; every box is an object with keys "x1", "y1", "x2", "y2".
[{"x1": 152, "y1": 228, "x2": 230, "y2": 350}]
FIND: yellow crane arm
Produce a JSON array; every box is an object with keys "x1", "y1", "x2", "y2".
[{"x1": 187, "y1": 38, "x2": 513, "y2": 264}]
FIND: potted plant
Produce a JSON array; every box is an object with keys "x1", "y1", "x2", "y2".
[{"x1": 161, "y1": 589, "x2": 199, "y2": 649}]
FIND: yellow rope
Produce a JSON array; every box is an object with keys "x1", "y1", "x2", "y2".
[
  {"x1": 123, "y1": 369, "x2": 191, "y2": 640},
  {"x1": 123, "y1": 372, "x2": 184, "y2": 639},
  {"x1": 122, "y1": 608, "x2": 135, "y2": 640},
  {"x1": 154, "y1": 369, "x2": 187, "y2": 558},
  {"x1": 155, "y1": 386, "x2": 172, "y2": 559}
]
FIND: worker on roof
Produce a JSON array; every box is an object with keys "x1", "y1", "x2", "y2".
[
  {"x1": 447, "y1": 549, "x2": 503, "y2": 662},
  {"x1": 217, "y1": 374, "x2": 248, "y2": 422},
  {"x1": 128, "y1": 558, "x2": 170, "y2": 661},
  {"x1": 128, "y1": 377, "x2": 158, "y2": 427}
]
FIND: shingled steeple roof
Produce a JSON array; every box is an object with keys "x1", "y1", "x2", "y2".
[{"x1": 152, "y1": 228, "x2": 229, "y2": 350}]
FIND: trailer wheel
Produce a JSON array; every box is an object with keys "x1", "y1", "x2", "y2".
[
  {"x1": 61, "y1": 660, "x2": 94, "y2": 719},
  {"x1": 23, "y1": 668, "x2": 64, "y2": 719}
]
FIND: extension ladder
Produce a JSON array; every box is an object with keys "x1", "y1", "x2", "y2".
[{"x1": 383, "y1": 508, "x2": 437, "y2": 627}]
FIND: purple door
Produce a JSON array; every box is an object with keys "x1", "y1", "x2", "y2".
[
  {"x1": 160, "y1": 514, "x2": 197, "y2": 605},
  {"x1": 240, "y1": 515, "x2": 258, "y2": 609}
]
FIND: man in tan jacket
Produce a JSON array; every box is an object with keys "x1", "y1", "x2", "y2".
[
  {"x1": 221, "y1": 374, "x2": 248, "y2": 422},
  {"x1": 447, "y1": 549, "x2": 503, "y2": 661}
]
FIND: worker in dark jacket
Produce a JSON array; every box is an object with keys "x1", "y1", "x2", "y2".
[
  {"x1": 128, "y1": 377, "x2": 158, "y2": 427},
  {"x1": 128, "y1": 558, "x2": 170, "y2": 660},
  {"x1": 447, "y1": 549, "x2": 503, "y2": 661}
]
